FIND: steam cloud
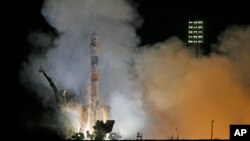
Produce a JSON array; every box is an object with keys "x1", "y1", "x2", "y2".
[
  {"x1": 20, "y1": 0, "x2": 250, "y2": 139},
  {"x1": 20, "y1": 0, "x2": 145, "y2": 138},
  {"x1": 136, "y1": 26, "x2": 250, "y2": 139}
]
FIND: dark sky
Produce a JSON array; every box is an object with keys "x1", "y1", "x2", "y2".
[
  {"x1": 2, "y1": 0, "x2": 250, "y2": 139},
  {"x1": 135, "y1": 0, "x2": 250, "y2": 46}
]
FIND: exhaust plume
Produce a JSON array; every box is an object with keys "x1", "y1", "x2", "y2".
[
  {"x1": 136, "y1": 26, "x2": 250, "y2": 139},
  {"x1": 20, "y1": 0, "x2": 250, "y2": 139},
  {"x1": 20, "y1": 0, "x2": 145, "y2": 138}
]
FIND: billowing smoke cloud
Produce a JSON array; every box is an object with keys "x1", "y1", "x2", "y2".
[
  {"x1": 135, "y1": 26, "x2": 250, "y2": 139},
  {"x1": 20, "y1": 0, "x2": 145, "y2": 138},
  {"x1": 20, "y1": 0, "x2": 250, "y2": 139}
]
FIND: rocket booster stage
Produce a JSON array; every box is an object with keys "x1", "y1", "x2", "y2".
[
  {"x1": 90, "y1": 31, "x2": 99, "y2": 107},
  {"x1": 81, "y1": 31, "x2": 110, "y2": 134}
]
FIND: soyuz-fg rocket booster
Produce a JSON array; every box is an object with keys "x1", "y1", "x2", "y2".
[
  {"x1": 90, "y1": 31, "x2": 99, "y2": 122},
  {"x1": 81, "y1": 30, "x2": 109, "y2": 134}
]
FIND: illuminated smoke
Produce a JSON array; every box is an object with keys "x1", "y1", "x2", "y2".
[
  {"x1": 20, "y1": 0, "x2": 250, "y2": 139},
  {"x1": 20, "y1": 0, "x2": 145, "y2": 138},
  {"x1": 135, "y1": 26, "x2": 250, "y2": 139}
]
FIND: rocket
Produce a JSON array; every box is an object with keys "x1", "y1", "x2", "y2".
[
  {"x1": 90, "y1": 31, "x2": 100, "y2": 121},
  {"x1": 81, "y1": 30, "x2": 110, "y2": 135}
]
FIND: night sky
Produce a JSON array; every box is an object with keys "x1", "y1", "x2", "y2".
[{"x1": 2, "y1": 0, "x2": 250, "y2": 139}]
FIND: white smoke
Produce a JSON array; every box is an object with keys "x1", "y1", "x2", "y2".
[
  {"x1": 20, "y1": 0, "x2": 145, "y2": 138},
  {"x1": 20, "y1": 0, "x2": 250, "y2": 139}
]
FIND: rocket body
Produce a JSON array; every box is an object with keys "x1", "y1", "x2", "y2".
[
  {"x1": 90, "y1": 32, "x2": 99, "y2": 108},
  {"x1": 90, "y1": 32, "x2": 100, "y2": 126},
  {"x1": 81, "y1": 31, "x2": 109, "y2": 135}
]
